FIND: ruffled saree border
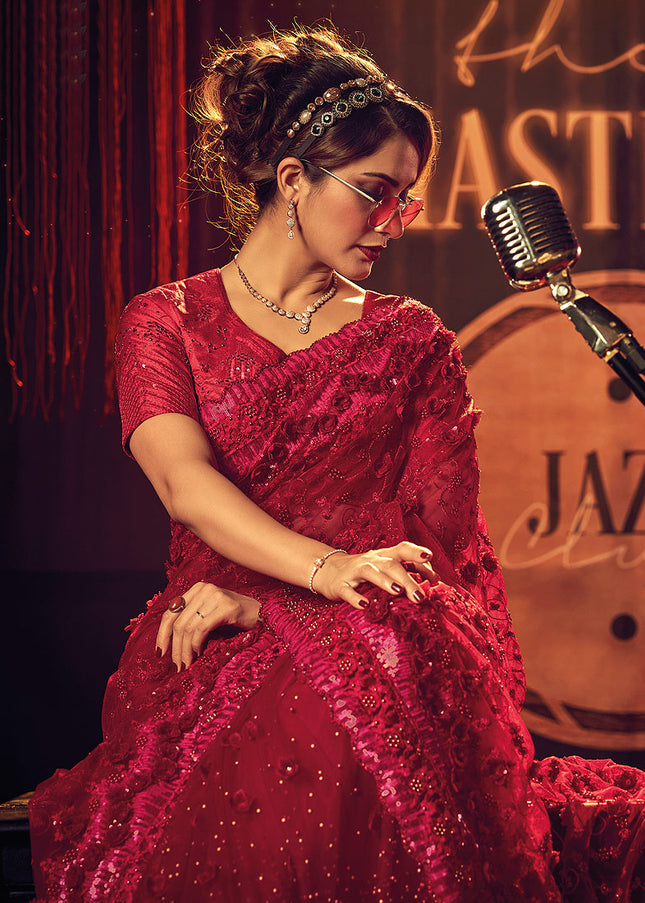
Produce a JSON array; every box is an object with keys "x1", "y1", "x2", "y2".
[
  {"x1": 200, "y1": 295, "x2": 451, "y2": 455},
  {"x1": 260, "y1": 588, "x2": 561, "y2": 903},
  {"x1": 33, "y1": 628, "x2": 285, "y2": 903}
]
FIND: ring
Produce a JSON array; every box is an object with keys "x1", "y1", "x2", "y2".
[
  {"x1": 167, "y1": 596, "x2": 186, "y2": 613},
  {"x1": 195, "y1": 610, "x2": 205, "y2": 619}
]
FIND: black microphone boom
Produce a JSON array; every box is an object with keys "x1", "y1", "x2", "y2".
[{"x1": 481, "y1": 181, "x2": 645, "y2": 406}]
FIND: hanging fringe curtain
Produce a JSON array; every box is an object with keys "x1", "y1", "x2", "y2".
[
  {"x1": 100, "y1": 0, "x2": 190, "y2": 412},
  {"x1": 2, "y1": 1, "x2": 89, "y2": 419},
  {"x1": 98, "y1": 0, "x2": 128, "y2": 415},
  {"x1": 147, "y1": 0, "x2": 190, "y2": 287},
  {"x1": 2, "y1": 0, "x2": 189, "y2": 419}
]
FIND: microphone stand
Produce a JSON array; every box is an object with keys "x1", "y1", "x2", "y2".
[{"x1": 546, "y1": 270, "x2": 645, "y2": 407}]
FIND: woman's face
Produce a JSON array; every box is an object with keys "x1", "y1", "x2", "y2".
[{"x1": 297, "y1": 133, "x2": 421, "y2": 279}]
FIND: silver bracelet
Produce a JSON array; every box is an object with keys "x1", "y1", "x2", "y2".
[{"x1": 309, "y1": 549, "x2": 345, "y2": 594}]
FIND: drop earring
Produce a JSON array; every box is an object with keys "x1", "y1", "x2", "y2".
[{"x1": 287, "y1": 199, "x2": 295, "y2": 240}]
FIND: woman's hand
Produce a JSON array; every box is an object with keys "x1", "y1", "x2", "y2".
[
  {"x1": 156, "y1": 583, "x2": 261, "y2": 672},
  {"x1": 312, "y1": 541, "x2": 439, "y2": 610}
]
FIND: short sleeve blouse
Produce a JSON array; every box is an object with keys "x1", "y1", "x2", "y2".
[{"x1": 115, "y1": 284, "x2": 200, "y2": 454}]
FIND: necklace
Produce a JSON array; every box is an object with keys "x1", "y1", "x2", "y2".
[{"x1": 233, "y1": 254, "x2": 337, "y2": 335}]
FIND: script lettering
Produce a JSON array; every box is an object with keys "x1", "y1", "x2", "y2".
[
  {"x1": 499, "y1": 449, "x2": 645, "y2": 569},
  {"x1": 455, "y1": 0, "x2": 645, "y2": 87},
  {"x1": 500, "y1": 498, "x2": 645, "y2": 571}
]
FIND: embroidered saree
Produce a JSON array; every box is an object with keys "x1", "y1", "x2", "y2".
[{"x1": 29, "y1": 270, "x2": 645, "y2": 902}]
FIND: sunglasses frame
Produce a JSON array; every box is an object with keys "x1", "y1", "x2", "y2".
[{"x1": 301, "y1": 160, "x2": 424, "y2": 228}]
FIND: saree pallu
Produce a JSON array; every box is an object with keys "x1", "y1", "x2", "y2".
[{"x1": 29, "y1": 287, "x2": 645, "y2": 902}]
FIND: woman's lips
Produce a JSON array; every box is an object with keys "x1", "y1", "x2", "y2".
[{"x1": 357, "y1": 245, "x2": 382, "y2": 262}]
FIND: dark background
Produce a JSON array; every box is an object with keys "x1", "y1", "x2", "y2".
[{"x1": 2, "y1": 0, "x2": 645, "y2": 802}]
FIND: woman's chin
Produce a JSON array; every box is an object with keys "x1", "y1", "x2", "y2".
[
  {"x1": 341, "y1": 257, "x2": 375, "y2": 280},
  {"x1": 336, "y1": 265, "x2": 372, "y2": 282}
]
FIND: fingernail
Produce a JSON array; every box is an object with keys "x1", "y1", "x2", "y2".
[
  {"x1": 420, "y1": 551, "x2": 431, "y2": 560},
  {"x1": 414, "y1": 590, "x2": 427, "y2": 603},
  {"x1": 181, "y1": 662, "x2": 187, "y2": 672},
  {"x1": 358, "y1": 599, "x2": 369, "y2": 609},
  {"x1": 155, "y1": 647, "x2": 162, "y2": 658},
  {"x1": 391, "y1": 582, "x2": 404, "y2": 593}
]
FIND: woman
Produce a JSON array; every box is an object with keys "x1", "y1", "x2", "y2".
[{"x1": 30, "y1": 25, "x2": 645, "y2": 903}]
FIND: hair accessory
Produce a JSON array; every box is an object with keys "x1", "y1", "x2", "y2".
[
  {"x1": 269, "y1": 75, "x2": 395, "y2": 167},
  {"x1": 287, "y1": 199, "x2": 295, "y2": 239},
  {"x1": 233, "y1": 254, "x2": 337, "y2": 334},
  {"x1": 309, "y1": 549, "x2": 346, "y2": 594},
  {"x1": 167, "y1": 596, "x2": 186, "y2": 613}
]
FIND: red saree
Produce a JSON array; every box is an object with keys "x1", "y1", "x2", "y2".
[{"x1": 29, "y1": 269, "x2": 645, "y2": 902}]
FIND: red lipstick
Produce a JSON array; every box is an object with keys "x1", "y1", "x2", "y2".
[{"x1": 357, "y1": 246, "x2": 382, "y2": 262}]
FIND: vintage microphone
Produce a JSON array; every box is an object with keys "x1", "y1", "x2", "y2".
[{"x1": 481, "y1": 182, "x2": 645, "y2": 406}]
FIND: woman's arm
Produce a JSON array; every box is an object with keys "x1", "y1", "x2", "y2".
[
  {"x1": 131, "y1": 413, "x2": 437, "y2": 596},
  {"x1": 130, "y1": 412, "x2": 337, "y2": 588}
]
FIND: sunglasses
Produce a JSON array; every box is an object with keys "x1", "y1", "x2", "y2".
[{"x1": 302, "y1": 161, "x2": 424, "y2": 228}]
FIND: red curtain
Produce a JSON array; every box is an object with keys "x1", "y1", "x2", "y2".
[{"x1": 2, "y1": 0, "x2": 189, "y2": 418}]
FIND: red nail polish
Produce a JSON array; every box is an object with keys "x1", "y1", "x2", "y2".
[
  {"x1": 358, "y1": 599, "x2": 369, "y2": 609},
  {"x1": 420, "y1": 551, "x2": 431, "y2": 560},
  {"x1": 391, "y1": 582, "x2": 404, "y2": 593},
  {"x1": 155, "y1": 647, "x2": 162, "y2": 658},
  {"x1": 414, "y1": 589, "x2": 427, "y2": 603}
]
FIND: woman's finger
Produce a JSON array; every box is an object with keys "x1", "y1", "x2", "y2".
[
  {"x1": 381, "y1": 564, "x2": 430, "y2": 604},
  {"x1": 184, "y1": 604, "x2": 217, "y2": 664},
  {"x1": 175, "y1": 585, "x2": 236, "y2": 670},
  {"x1": 178, "y1": 613, "x2": 209, "y2": 670},
  {"x1": 155, "y1": 611, "x2": 175, "y2": 656},
  {"x1": 414, "y1": 562, "x2": 439, "y2": 583},
  {"x1": 336, "y1": 582, "x2": 370, "y2": 611},
  {"x1": 173, "y1": 608, "x2": 210, "y2": 671},
  {"x1": 159, "y1": 584, "x2": 261, "y2": 669},
  {"x1": 163, "y1": 586, "x2": 198, "y2": 669},
  {"x1": 349, "y1": 560, "x2": 422, "y2": 604},
  {"x1": 155, "y1": 593, "x2": 188, "y2": 656},
  {"x1": 392, "y1": 543, "x2": 440, "y2": 585},
  {"x1": 394, "y1": 541, "x2": 434, "y2": 561}
]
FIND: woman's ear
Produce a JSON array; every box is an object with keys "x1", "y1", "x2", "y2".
[{"x1": 275, "y1": 157, "x2": 306, "y2": 203}]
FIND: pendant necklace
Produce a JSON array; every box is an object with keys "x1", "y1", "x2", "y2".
[{"x1": 234, "y1": 254, "x2": 337, "y2": 335}]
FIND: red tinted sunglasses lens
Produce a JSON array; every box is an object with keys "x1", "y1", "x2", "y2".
[
  {"x1": 369, "y1": 197, "x2": 424, "y2": 227},
  {"x1": 369, "y1": 198, "x2": 399, "y2": 226},
  {"x1": 401, "y1": 198, "x2": 424, "y2": 225}
]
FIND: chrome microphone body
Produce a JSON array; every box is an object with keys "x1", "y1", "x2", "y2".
[
  {"x1": 481, "y1": 181, "x2": 645, "y2": 404},
  {"x1": 482, "y1": 181, "x2": 580, "y2": 291}
]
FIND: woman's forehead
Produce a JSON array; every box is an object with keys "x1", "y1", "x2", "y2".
[{"x1": 344, "y1": 135, "x2": 420, "y2": 183}]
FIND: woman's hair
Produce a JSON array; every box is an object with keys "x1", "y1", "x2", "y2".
[{"x1": 191, "y1": 23, "x2": 439, "y2": 242}]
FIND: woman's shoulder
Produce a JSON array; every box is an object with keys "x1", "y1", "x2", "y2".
[
  {"x1": 365, "y1": 290, "x2": 446, "y2": 329},
  {"x1": 118, "y1": 268, "x2": 227, "y2": 332}
]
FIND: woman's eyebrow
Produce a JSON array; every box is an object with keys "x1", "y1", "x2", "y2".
[{"x1": 360, "y1": 171, "x2": 414, "y2": 190}]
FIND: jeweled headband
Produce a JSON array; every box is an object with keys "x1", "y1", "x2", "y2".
[{"x1": 269, "y1": 74, "x2": 397, "y2": 168}]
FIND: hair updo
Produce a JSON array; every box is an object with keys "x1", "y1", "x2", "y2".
[{"x1": 191, "y1": 23, "x2": 439, "y2": 241}]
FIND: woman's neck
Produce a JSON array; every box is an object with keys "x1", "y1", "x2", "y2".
[{"x1": 229, "y1": 219, "x2": 336, "y2": 314}]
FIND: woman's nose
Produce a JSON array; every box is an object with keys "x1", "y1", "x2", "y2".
[{"x1": 374, "y1": 207, "x2": 405, "y2": 239}]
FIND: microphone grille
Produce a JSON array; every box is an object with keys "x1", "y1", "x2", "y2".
[{"x1": 482, "y1": 182, "x2": 581, "y2": 290}]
